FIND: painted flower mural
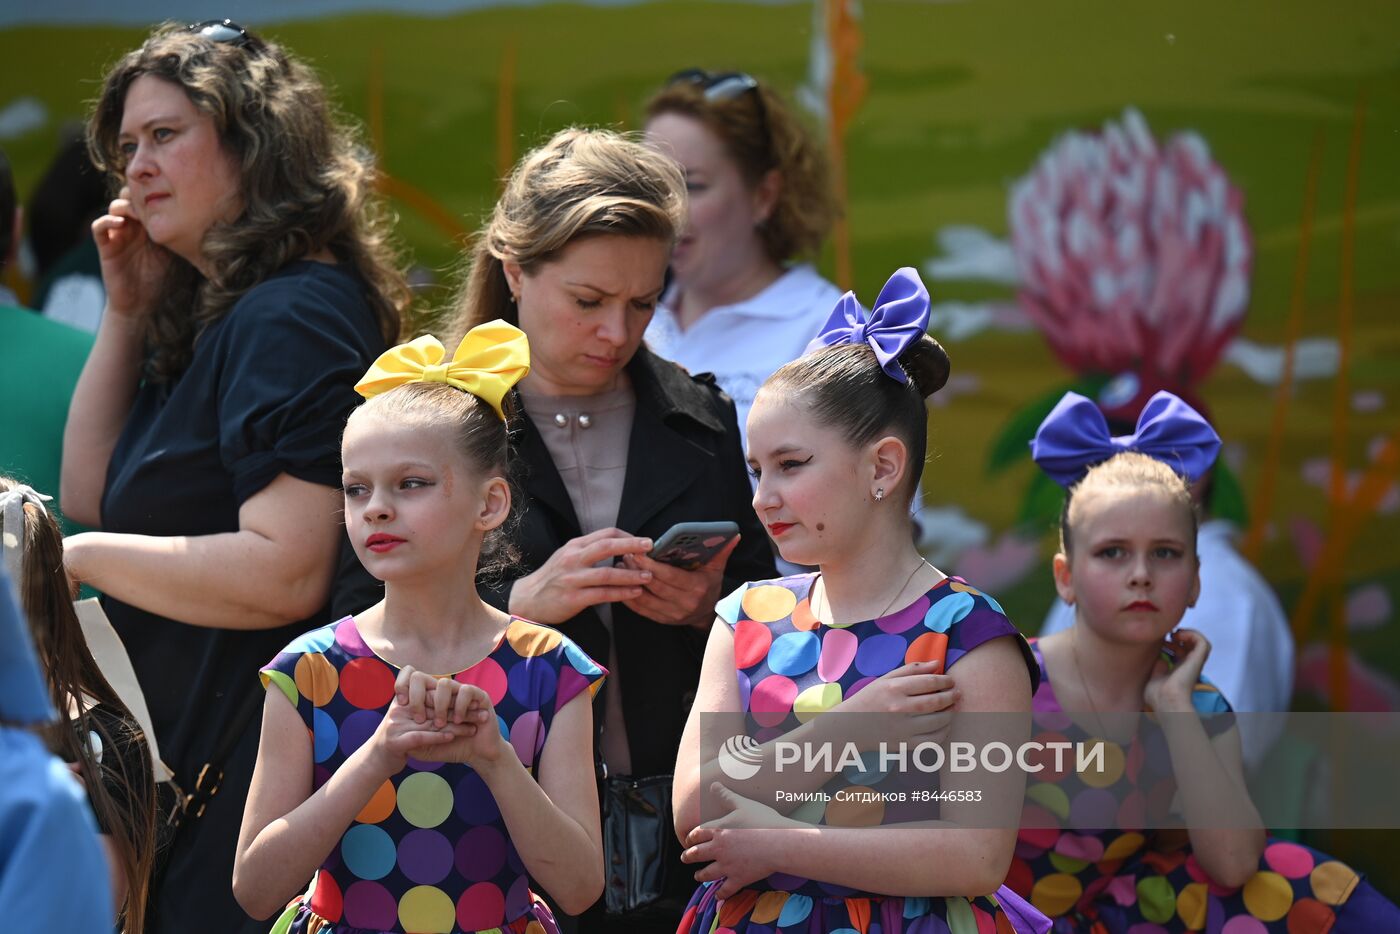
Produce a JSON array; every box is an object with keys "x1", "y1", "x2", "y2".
[{"x1": 1008, "y1": 107, "x2": 1251, "y2": 420}]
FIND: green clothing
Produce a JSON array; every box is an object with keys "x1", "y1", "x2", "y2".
[{"x1": 0, "y1": 303, "x2": 94, "y2": 532}]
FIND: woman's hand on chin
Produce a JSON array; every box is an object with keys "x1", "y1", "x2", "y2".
[{"x1": 92, "y1": 186, "x2": 171, "y2": 320}]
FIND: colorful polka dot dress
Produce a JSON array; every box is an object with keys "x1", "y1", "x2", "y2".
[
  {"x1": 259, "y1": 615, "x2": 605, "y2": 934},
  {"x1": 677, "y1": 573, "x2": 1053, "y2": 934},
  {"x1": 1009, "y1": 641, "x2": 1400, "y2": 932}
]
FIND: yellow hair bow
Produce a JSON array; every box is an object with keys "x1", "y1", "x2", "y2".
[{"x1": 354, "y1": 319, "x2": 531, "y2": 419}]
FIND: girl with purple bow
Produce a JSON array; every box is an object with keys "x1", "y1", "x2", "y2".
[
  {"x1": 1011, "y1": 393, "x2": 1399, "y2": 931},
  {"x1": 672, "y1": 268, "x2": 1051, "y2": 933}
]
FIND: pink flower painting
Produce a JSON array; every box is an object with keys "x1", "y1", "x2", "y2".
[{"x1": 1009, "y1": 109, "x2": 1252, "y2": 419}]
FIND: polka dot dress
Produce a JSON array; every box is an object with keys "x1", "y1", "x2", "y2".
[
  {"x1": 1009, "y1": 642, "x2": 1400, "y2": 932},
  {"x1": 259, "y1": 615, "x2": 605, "y2": 934},
  {"x1": 678, "y1": 573, "x2": 1052, "y2": 934}
]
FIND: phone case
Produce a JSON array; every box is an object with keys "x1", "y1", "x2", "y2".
[{"x1": 647, "y1": 521, "x2": 740, "y2": 570}]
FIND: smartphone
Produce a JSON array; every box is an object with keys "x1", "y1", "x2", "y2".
[{"x1": 647, "y1": 521, "x2": 740, "y2": 570}]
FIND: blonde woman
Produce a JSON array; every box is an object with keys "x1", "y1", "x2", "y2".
[{"x1": 452, "y1": 128, "x2": 776, "y2": 930}]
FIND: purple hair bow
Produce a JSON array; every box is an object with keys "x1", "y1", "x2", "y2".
[
  {"x1": 1030, "y1": 390, "x2": 1221, "y2": 487},
  {"x1": 804, "y1": 266, "x2": 930, "y2": 383}
]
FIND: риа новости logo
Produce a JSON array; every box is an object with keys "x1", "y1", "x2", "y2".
[{"x1": 718, "y1": 734, "x2": 764, "y2": 781}]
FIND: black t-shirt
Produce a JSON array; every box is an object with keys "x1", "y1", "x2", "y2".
[{"x1": 100, "y1": 261, "x2": 384, "y2": 786}]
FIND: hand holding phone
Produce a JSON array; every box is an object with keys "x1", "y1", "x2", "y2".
[{"x1": 646, "y1": 521, "x2": 741, "y2": 570}]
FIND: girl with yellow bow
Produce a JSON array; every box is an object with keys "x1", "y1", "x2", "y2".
[{"x1": 235, "y1": 321, "x2": 609, "y2": 934}]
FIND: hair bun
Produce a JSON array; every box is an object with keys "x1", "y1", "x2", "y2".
[{"x1": 899, "y1": 333, "x2": 950, "y2": 398}]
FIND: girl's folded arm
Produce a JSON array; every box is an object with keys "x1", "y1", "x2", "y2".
[
  {"x1": 1167, "y1": 716, "x2": 1266, "y2": 887},
  {"x1": 676, "y1": 621, "x2": 963, "y2": 844},
  {"x1": 233, "y1": 688, "x2": 388, "y2": 919},
  {"x1": 673, "y1": 616, "x2": 743, "y2": 841},
  {"x1": 480, "y1": 690, "x2": 604, "y2": 915},
  {"x1": 729, "y1": 636, "x2": 1032, "y2": 897},
  {"x1": 672, "y1": 619, "x2": 843, "y2": 842}
]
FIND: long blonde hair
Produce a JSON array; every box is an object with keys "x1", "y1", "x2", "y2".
[{"x1": 447, "y1": 127, "x2": 686, "y2": 341}]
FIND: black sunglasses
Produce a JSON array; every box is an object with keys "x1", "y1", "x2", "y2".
[{"x1": 188, "y1": 18, "x2": 254, "y2": 48}]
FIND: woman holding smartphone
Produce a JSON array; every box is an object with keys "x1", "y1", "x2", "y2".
[{"x1": 449, "y1": 128, "x2": 776, "y2": 931}]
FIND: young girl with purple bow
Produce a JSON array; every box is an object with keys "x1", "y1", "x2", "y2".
[
  {"x1": 1011, "y1": 392, "x2": 1399, "y2": 931},
  {"x1": 672, "y1": 268, "x2": 1051, "y2": 933}
]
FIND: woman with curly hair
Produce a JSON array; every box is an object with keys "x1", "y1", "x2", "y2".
[
  {"x1": 643, "y1": 70, "x2": 842, "y2": 445},
  {"x1": 61, "y1": 20, "x2": 407, "y2": 933}
]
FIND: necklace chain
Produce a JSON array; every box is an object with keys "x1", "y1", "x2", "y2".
[
  {"x1": 813, "y1": 556, "x2": 930, "y2": 626},
  {"x1": 1070, "y1": 625, "x2": 1112, "y2": 740}
]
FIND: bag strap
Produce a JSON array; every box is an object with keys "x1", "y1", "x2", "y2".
[{"x1": 180, "y1": 684, "x2": 264, "y2": 821}]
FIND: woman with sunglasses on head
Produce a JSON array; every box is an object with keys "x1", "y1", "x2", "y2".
[
  {"x1": 61, "y1": 20, "x2": 407, "y2": 934},
  {"x1": 643, "y1": 70, "x2": 842, "y2": 450}
]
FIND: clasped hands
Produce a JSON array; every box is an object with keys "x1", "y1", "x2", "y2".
[{"x1": 369, "y1": 665, "x2": 508, "y2": 775}]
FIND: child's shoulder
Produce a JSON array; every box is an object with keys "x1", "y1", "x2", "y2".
[
  {"x1": 1191, "y1": 678, "x2": 1234, "y2": 717},
  {"x1": 499, "y1": 617, "x2": 607, "y2": 704},
  {"x1": 259, "y1": 617, "x2": 362, "y2": 712},
  {"x1": 281, "y1": 615, "x2": 359, "y2": 658},
  {"x1": 499, "y1": 616, "x2": 569, "y2": 656},
  {"x1": 920, "y1": 576, "x2": 1041, "y2": 690},
  {"x1": 501, "y1": 617, "x2": 604, "y2": 671},
  {"x1": 262, "y1": 616, "x2": 361, "y2": 677},
  {"x1": 929, "y1": 575, "x2": 1011, "y2": 621},
  {"x1": 715, "y1": 573, "x2": 817, "y2": 627},
  {"x1": 925, "y1": 576, "x2": 1021, "y2": 644},
  {"x1": 714, "y1": 573, "x2": 1014, "y2": 628}
]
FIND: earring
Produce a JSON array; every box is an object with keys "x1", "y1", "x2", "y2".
[
  {"x1": 509, "y1": 293, "x2": 518, "y2": 304},
  {"x1": 873, "y1": 487, "x2": 885, "y2": 502}
]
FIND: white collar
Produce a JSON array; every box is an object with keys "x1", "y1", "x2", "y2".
[
  {"x1": 659, "y1": 264, "x2": 838, "y2": 322},
  {"x1": 1196, "y1": 519, "x2": 1241, "y2": 553}
]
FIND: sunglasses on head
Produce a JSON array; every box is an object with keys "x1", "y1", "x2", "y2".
[
  {"x1": 188, "y1": 18, "x2": 254, "y2": 48},
  {"x1": 666, "y1": 69, "x2": 771, "y2": 153},
  {"x1": 668, "y1": 69, "x2": 761, "y2": 102}
]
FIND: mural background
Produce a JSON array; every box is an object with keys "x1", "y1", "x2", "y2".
[{"x1": 3, "y1": 0, "x2": 1397, "y2": 893}]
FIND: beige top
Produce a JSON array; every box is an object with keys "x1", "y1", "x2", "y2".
[{"x1": 519, "y1": 378, "x2": 636, "y2": 774}]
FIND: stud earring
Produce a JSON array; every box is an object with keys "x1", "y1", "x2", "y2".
[{"x1": 873, "y1": 487, "x2": 885, "y2": 501}]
